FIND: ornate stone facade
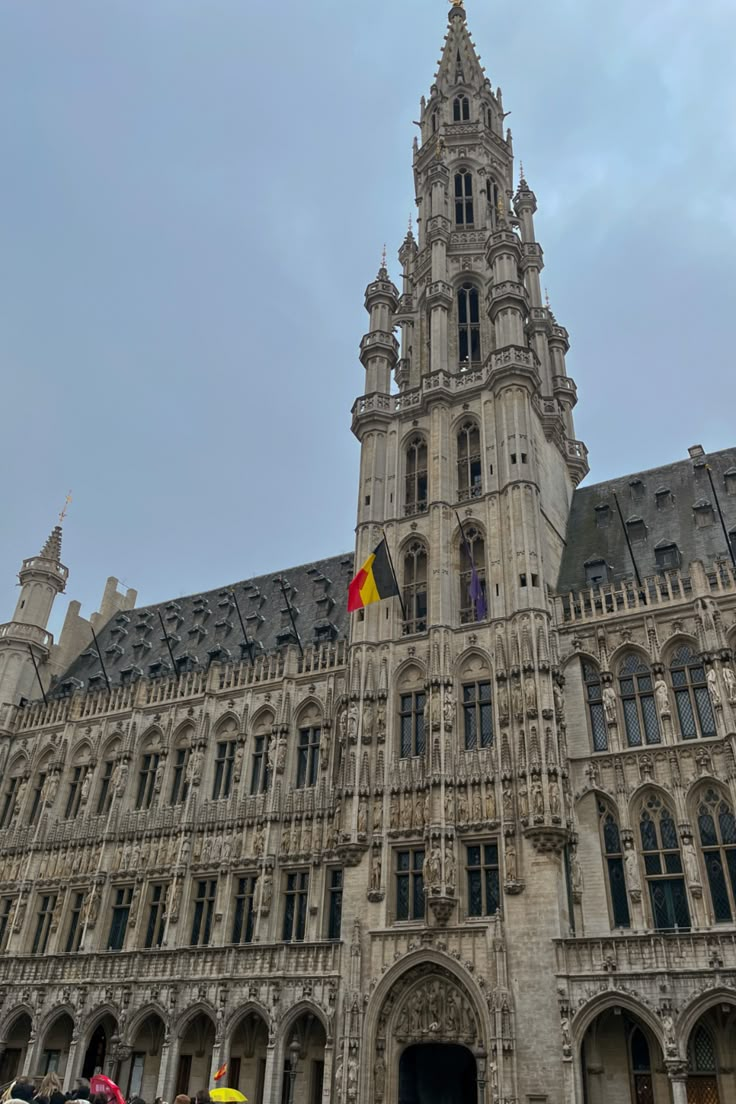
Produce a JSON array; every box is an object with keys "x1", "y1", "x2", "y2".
[{"x1": 0, "y1": 5, "x2": 735, "y2": 1104}]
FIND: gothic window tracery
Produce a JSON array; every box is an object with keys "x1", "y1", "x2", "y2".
[
  {"x1": 598, "y1": 801, "x2": 630, "y2": 928},
  {"x1": 639, "y1": 793, "x2": 691, "y2": 930},
  {"x1": 404, "y1": 436, "x2": 428, "y2": 516},
  {"x1": 402, "y1": 542, "x2": 428, "y2": 635},
  {"x1": 619, "y1": 654, "x2": 661, "y2": 747},
  {"x1": 583, "y1": 661, "x2": 607, "y2": 751},
  {"x1": 454, "y1": 170, "x2": 474, "y2": 226},
  {"x1": 457, "y1": 284, "x2": 481, "y2": 367},
  {"x1": 453, "y1": 95, "x2": 470, "y2": 121},
  {"x1": 395, "y1": 848, "x2": 425, "y2": 921},
  {"x1": 458, "y1": 527, "x2": 487, "y2": 624},
  {"x1": 670, "y1": 645, "x2": 716, "y2": 740},
  {"x1": 399, "y1": 690, "x2": 426, "y2": 758},
  {"x1": 457, "y1": 420, "x2": 482, "y2": 501},
  {"x1": 462, "y1": 680, "x2": 492, "y2": 748},
  {"x1": 629, "y1": 1027, "x2": 653, "y2": 1104},
  {"x1": 697, "y1": 786, "x2": 736, "y2": 922},
  {"x1": 687, "y1": 1024, "x2": 718, "y2": 1078}
]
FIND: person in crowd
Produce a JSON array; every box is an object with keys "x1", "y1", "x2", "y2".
[
  {"x1": 88, "y1": 1094, "x2": 108, "y2": 1104},
  {"x1": 10, "y1": 1081, "x2": 35, "y2": 1103},
  {"x1": 173, "y1": 1095, "x2": 189, "y2": 1104},
  {"x1": 194, "y1": 1092, "x2": 209, "y2": 1104},
  {"x1": 65, "y1": 1080, "x2": 90, "y2": 1103},
  {"x1": 33, "y1": 1073, "x2": 64, "y2": 1104}
]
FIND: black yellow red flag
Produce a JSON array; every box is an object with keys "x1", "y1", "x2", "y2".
[{"x1": 348, "y1": 539, "x2": 400, "y2": 612}]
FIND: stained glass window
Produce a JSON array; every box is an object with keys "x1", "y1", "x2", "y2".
[
  {"x1": 583, "y1": 662, "x2": 607, "y2": 751},
  {"x1": 639, "y1": 794, "x2": 690, "y2": 930},
  {"x1": 698, "y1": 787, "x2": 736, "y2": 922},
  {"x1": 670, "y1": 646, "x2": 716, "y2": 740},
  {"x1": 599, "y1": 802, "x2": 630, "y2": 928},
  {"x1": 619, "y1": 654, "x2": 661, "y2": 747}
]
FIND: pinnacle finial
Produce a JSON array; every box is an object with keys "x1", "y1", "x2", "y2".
[
  {"x1": 381, "y1": 243, "x2": 387, "y2": 269},
  {"x1": 39, "y1": 525, "x2": 63, "y2": 562},
  {"x1": 545, "y1": 288, "x2": 551, "y2": 308}
]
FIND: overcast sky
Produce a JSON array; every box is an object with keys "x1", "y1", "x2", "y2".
[{"x1": 1, "y1": 0, "x2": 735, "y2": 638}]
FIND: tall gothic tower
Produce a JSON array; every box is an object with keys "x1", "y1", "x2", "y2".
[{"x1": 348, "y1": 4, "x2": 589, "y2": 1098}]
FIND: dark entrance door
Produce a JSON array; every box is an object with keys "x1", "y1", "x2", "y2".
[
  {"x1": 82, "y1": 1024, "x2": 107, "y2": 1079},
  {"x1": 399, "y1": 1043, "x2": 476, "y2": 1104}
]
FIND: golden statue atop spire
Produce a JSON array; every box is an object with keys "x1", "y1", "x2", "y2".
[
  {"x1": 59, "y1": 490, "x2": 73, "y2": 524},
  {"x1": 451, "y1": 0, "x2": 464, "y2": 6}
]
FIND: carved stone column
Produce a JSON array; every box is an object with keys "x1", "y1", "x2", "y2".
[
  {"x1": 63, "y1": 1033, "x2": 80, "y2": 1091},
  {"x1": 320, "y1": 1043, "x2": 334, "y2": 1104},
  {"x1": 261, "y1": 1042, "x2": 278, "y2": 1104},
  {"x1": 666, "y1": 1062, "x2": 688, "y2": 1104},
  {"x1": 154, "y1": 1030, "x2": 172, "y2": 1101},
  {"x1": 21, "y1": 1031, "x2": 38, "y2": 1077}
]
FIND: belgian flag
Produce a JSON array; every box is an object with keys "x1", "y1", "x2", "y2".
[{"x1": 348, "y1": 539, "x2": 400, "y2": 612}]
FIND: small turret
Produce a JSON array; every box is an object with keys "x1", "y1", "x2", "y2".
[
  {"x1": 358, "y1": 249, "x2": 400, "y2": 398},
  {"x1": 0, "y1": 522, "x2": 69, "y2": 712}
]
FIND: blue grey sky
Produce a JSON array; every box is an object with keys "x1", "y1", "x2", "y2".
[{"x1": 2, "y1": 0, "x2": 735, "y2": 637}]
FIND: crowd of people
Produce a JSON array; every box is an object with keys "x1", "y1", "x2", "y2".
[{"x1": 3, "y1": 1075, "x2": 218, "y2": 1104}]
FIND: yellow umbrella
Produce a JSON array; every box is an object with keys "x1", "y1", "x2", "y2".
[{"x1": 210, "y1": 1090, "x2": 247, "y2": 1102}]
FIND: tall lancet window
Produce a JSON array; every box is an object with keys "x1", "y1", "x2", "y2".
[
  {"x1": 455, "y1": 171, "x2": 474, "y2": 226},
  {"x1": 457, "y1": 284, "x2": 481, "y2": 367},
  {"x1": 404, "y1": 436, "x2": 428, "y2": 516},
  {"x1": 459, "y1": 527, "x2": 487, "y2": 624},
  {"x1": 639, "y1": 792, "x2": 691, "y2": 931},
  {"x1": 402, "y1": 542, "x2": 428, "y2": 635},
  {"x1": 453, "y1": 95, "x2": 470, "y2": 121},
  {"x1": 457, "y1": 421, "x2": 482, "y2": 501}
]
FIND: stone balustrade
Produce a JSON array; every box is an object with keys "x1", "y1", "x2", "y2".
[{"x1": 555, "y1": 930, "x2": 736, "y2": 976}]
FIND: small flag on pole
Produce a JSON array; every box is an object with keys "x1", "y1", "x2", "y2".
[
  {"x1": 213, "y1": 1062, "x2": 228, "y2": 1083},
  {"x1": 348, "y1": 539, "x2": 400, "y2": 612}
]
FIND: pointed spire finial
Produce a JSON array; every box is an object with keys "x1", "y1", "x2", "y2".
[
  {"x1": 59, "y1": 490, "x2": 72, "y2": 525},
  {"x1": 545, "y1": 288, "x2": 551, "y2": 308},
  {"x1": 381, "y1": 243, "x2": 387, "y2": 269},
  {"x1": 39, "y1": 525, "x2": 63, "y2": 562}
]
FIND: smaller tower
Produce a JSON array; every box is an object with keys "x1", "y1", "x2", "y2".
[{"x1": 0, "y1": 524, "x2": 68, "y2": 710}]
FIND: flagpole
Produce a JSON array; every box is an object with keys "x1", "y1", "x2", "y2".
[
  {"x1": 278, "y1": 576, "x2": 304, "y2": 658},
  {"x1": 706, "y1": 464, "x2": 736, "y2": 572},
  {"x1": 381, "y1": 528, "x2": 406, "y2": 620}
]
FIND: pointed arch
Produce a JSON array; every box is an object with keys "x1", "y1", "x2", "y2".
[
  {"x1": 677, "y1": 988, "x2": 736, "y2": 1059},
  {"x1": 122, "y1": 1002, "x2": 169, "y2": 1046},
  {"x1": 0, "y1": 1004, "x2": 35, "y2": 1040},
  {"x1": 571, "y1": 991, "x2": 665, "y2": 1053},
  {"x1": 597, "y1": 795, "x2": 631, "y2": 929},
  {"x1": 173, "y1": 1001, "x2": 217, "y2": 1040},
  {"x1": 403, "y1": 434, "x2": 429, "y2": 517},
  {"x1": 635, "y1": 788, "x2": 691, "y2": 931},
  {"x1": 690, "y1": 782, "x2": 736, "y2": 922},
  {"x1": 225, "y1": 1001, "x2": 271, "y2": 1040},
  {"x1": 401, "y1": 538, "x2": 428, "y2": 635},
  {"x1": 213, "y1": 711, "x2": 240, "y2": 738},
  {"x1": 667, "y1": 642, "x2": 716, "y2": 740},
  {"x1": 616, "y1": 650, "x2": 661, "y2": 747}
]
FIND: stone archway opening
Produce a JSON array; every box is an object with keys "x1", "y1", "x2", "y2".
[
  {"x1": 175, "y1": 1013, "x2": 215, "y2": 1097},
  {"x1": 82, "y1": 1014, "x2": 117, "y2": 1081},
  {"x1": 399, "y1": 1043, "x2": 476, "y2": 1104},
  {"x1": 227, "y1": 1011, "x2": 269, "y2": 1104},
  {"x1": 0, "y1": 1012, "x2": 32, "y2": 1085},
  {"x1": 281, "y1": 1014, "x2": 326, "y2": 1104},
  {"x1": 38, "y1": 1012, "x2": 74, "y2": 1079},
  {"x1": 119, "y1": 1012, "x2": 166, "y2": 1100},
  {"x1": 685, "y1": 1003, "x2": 736, "y2": 1104},
  {"x1": 580, "y1": 1007, "x2": 666, "y2": 1104}
]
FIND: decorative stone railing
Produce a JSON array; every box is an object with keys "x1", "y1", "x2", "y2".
[
  {"x1": 0, "y1": 622, "x2": 53, "y2": 649},
  {"x1": 0, "y1": 939, "x2": 343, "y2": 984},
  {"x1": 555, "y1": 931, "x2": 736, "y2": 976},
  {"x1": 553, "y1": 560, "x2": 736, "y2": 627},
  {"x1": 368, "y1": 924, "x2": 492, "y2": 977}
]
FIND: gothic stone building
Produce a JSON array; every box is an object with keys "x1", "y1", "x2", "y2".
[{"x1": 1, "y1": 6, "x2": 735, "y2": 1104}]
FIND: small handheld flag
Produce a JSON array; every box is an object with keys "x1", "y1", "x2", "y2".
[
  {"x1": 213, "y1": 1062, "x2": 228, "y2": 1082},
  {"x1": 348, "y1": 539, "x2": 400, "y2": 612}
]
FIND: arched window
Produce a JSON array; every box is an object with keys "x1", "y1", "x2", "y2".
[
  {"x1": 212, "y1": 719, "x2": 237, "y2": 800},
  {"x1": 459, "y1": 527, "x2": 487, "y2": 624},
  {"x1": 457, "y1": 421, "x2": 482, "y2": 501},
  {"x1": 697, "y1": 786, "x2": 736, "y2": 922},
  {"x1": 582, "y1": 661, "x2": 607, "y2": 752},
  {"x1": 250, "y1": 713, "x2": 274, "y2": 796},
  {"x1": 453, "y1": 95, "x2": 470, "y2": 121},
  {"x1": 599, "y1": 801, "x2": 630, "y2": 928},
  {"x1": 670, "y1": 645, "x2": 716, "y2": 739},
  {"x1": 629, "y1": 1026, "x2": 653, "y2": 1102},
  {"x1": 619, "y1": 654, "x2": 661, "y2": 747},
  {"x1": 135, "y1": 743, "x2": 160, "y2": 811},
  {"x1": 431, "y1": 110, "x2": 438, "y2": 133},
  {"x1": 688, "y1": 1024, "x2": 718, "y2": 1080},
  {"x1": 487, "y1": 179, "x2": 499, "y2": 226},
  {"x1": 457, "y1": 284, "x2": 481, "y2": 366},
  {"x1": 639, "y1": 793, "x2": 691, "y2": 930},
  {"x1": 402, "y1": 542, "x2": 428, "y2": 635},
  {"x1": 404, "y1": 436, "x2": 428, "y2": 516},
  {"x1": 454, "y1": 171, "x2": 474, "y2": 226}
]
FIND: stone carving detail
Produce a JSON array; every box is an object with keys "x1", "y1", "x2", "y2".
[{"x1": 379, "y1": 966, "x2": 479, "y2": 1045}]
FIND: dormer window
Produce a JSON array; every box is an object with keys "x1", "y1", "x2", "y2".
[
  {"x1": 585, "y1": 559, "x2": 609, "y2": 586},
  {"x1": 453, "y1": 96, "x2": 470, "y2": 122},
  {"x1": 724, "y1": 468, "x2": 736, "y2": 495},
  {"x1": 626, "y1": 517, "x2": 647, "y2": 543},
  {"x1": 693, "y1": 500, "x2": 715, "y2": 528},
  {"x1": 655, "y1": 542, "x2": 680, "y2": 571},
  {"x1": 655, "y1": 487, "x2": 673, "y2": 509},
  {"x1": 454, "y1": 171, "x2": 474, "y2": 226},
  {"x1": 629, "y1": 478, "x2": 645, "y2": 501},
  {"x1": 594, "y1": 503, "x2": 610, "y2": 528}
]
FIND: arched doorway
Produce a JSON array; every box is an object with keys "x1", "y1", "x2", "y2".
[
  {"x1": 580, "y1": 1008, "x2": 667, "y2": 1103},
  {"x1": 119, "y1": 1012, "x2": 166, "y2": 1101},
  {"x1": 38, "y1": 1012, "x2": 74, "y2": 1078},
  {"x1": 0, "y1": 1011, "x2": 32, "y2": 1084},
  {"x1": 175, "y1": 1012, "x2": 215, "y2": 1097},
  {"x1": 399, "y1": 1043, "x2": 476, "y2": 1104},
  {"x1": 227, "y1": 1011, "x2": 269, "y2": 1104},
  {"x1": 82, "y1": 1014, "x2": 118, "y2": 1080},
  {"x1": 685, "y1": 1005, "x2": 736, "y2": 1103},
  {"x1": 280, "y1": 1014, "x2": 326, "y2": 1104}
]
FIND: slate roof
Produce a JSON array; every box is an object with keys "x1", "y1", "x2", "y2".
[
  {"x1": 55, "y1": 553, "x2": 355, "y2": 693},
  {"x1": 556, "y1": 447, "x2": 736, "y2": 594}
]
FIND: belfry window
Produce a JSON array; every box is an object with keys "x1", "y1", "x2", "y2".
[
  {"x1": 453, "y1": 95, "x2": 470, "y2": 121},
  {"x1": 454, "y1": 171, "x2": 474, "y2": 226},
  {"x1": 618, "y1": 654, "x2": 661, "y2": 747},
  {"x1": 404, "y1": 436, "x2": 428, "y2": 516},
  {"x1": 457, "y1": 284, "x2": 481, "y2": 366},
  {"x1": 402, "y1": 542, "x2": 428, "y2": 635},
  {"x1": 639, "y1": 793, "x2": 691, "y2": 930},
  {"x1": 457, "y1": 421, "x2": 482, "y2": 501},
  {"x1": 487, "y1": 179, "x2": 499, "y2": 226},
  {"x1": 670, "y1": 645, "x2": 716, "y2": 740}
]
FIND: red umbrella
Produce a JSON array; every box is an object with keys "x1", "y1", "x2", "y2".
[{"x1": 90, "y1": 1075, "x2": 125, "y2": 1104}]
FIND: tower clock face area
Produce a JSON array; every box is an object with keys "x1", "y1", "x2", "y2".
[{"x1": 0, "y1": 5, "x2": 733, "y2": 1104}]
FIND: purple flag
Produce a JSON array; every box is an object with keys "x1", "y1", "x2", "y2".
[{"x1": 468, "y1": 559, "x2": 487, "y2": 621}]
